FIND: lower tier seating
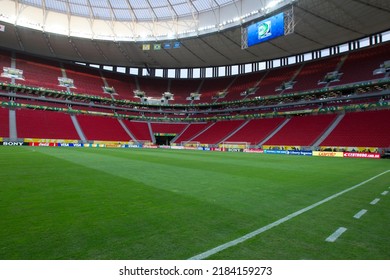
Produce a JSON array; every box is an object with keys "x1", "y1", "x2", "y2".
[
  {"x1": 15, "y1": 109, "x2": 80, "y2": 140},
  {"x1": 0, "y1": 107, "x2": 9, "y2": 138},
  {"x1": 264, "y1": 114, "x2": 337, "y2": 146},
  {"x1": 320, "y1": 110, "x2": 390, "y2": 148},
  {"x1": 2, "y1": 107, "x2": 389, "y2": 149},
  {"x1": 76, "y1": 115, "x2": 130, "y2": 141}
]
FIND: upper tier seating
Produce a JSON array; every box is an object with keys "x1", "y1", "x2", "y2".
[
  {"x1": 0, "y1": 49, "x2": 11, "y2": 83},
  {"x1": 64, "y1": 64, "x2": 107, "y2": 97},
  {"x1": 0, "y1": 42, "x2": 387, "y2": 105},
  {"x1": 15, "y1": 54, "x2": 64, "y2": 91},
  {"x1": 223, "y1": 72, "x2": 265, "y2": 101},
  {"x1": 137, "y1": 76, "x2": 169, "y2": 100},
  {"x1": 332, "y1": 44, "x2": 390, "y2": 85},
  {"x1": 169, "y1": 79, "x2": 202, "y2": 104},
  {"x1": 0, "y1": 43, "x2": 389, "y2": 148},
  {"x1": 102, "y1": 71, "x2": 138, "y2": 101},
  {"x1": 255, "y1": 65, "x2": 301, "y2": 96},
  {"x1": 291, "y1": 56, "x2": 342, "y2": 92},
  {"x1": 195, "y1": 76, "x2": 234, "y2": 104}
]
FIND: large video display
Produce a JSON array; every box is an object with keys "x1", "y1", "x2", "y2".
[{"x1": 247, "y1": 12, "x2": 285, "y2": 47}]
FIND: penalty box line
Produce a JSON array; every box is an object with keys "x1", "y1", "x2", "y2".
[{"x1": 188, "y1": 169, "x2": 390, "y2": 260}]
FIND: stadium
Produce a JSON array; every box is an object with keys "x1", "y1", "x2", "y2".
[{"x1": 0, "y1": 0, "x2": 389, "y2": 261}]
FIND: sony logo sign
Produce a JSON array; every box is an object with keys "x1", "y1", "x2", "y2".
[{"x1": 2, "y1": 141, "x2": 24, "y2": 146}]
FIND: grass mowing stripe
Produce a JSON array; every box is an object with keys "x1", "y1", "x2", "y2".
[
  {"x1": 39, "y1": 148, "x2": 362, "y2": 218},
  {"x1": 188, "y1": 169, "x2": 390, "y2": 260},
  {"x1": 35, "y1": 148, "x2": 288, "y2": 216},
  {"x1": 0, "y1": 148, "x2": 259, "y2": 259}
]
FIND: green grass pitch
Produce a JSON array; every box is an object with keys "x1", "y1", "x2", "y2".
[{"x1": 0, "y1": 146, "x2": 389, "y2": 260}]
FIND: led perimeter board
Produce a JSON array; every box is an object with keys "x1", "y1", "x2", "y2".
[{"x1": 246, "y1": 12, "x2": 285, "y2": 47}]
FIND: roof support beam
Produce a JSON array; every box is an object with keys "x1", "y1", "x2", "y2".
[
  {"x1": 351, "y1": 0, "x2": 390, "y2": 13},
  {"x1": 296, "y1": 4, "x2": 364, "y2": 36}
]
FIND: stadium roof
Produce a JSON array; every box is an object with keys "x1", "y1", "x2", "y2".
[
  {"x1": 18, "y1": 0, "x2": 240, "y2": 22},
  {"x1": 0, "y1": 0, "x2": 389, "y2": 69}
]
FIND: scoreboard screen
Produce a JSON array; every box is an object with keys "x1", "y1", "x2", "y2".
[{"x1": 247, "y1": 12, "x2": 285, "y2": 47}]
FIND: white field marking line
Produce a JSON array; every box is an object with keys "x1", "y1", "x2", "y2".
[
  {"x1": 370, "y1": 198, "x2": 380, "y2": 205},
  {"x1": 381, "y1": 191, "x2": 389, "y2": 196},
  {"x1": 353, "y1": 209, "x2": 368, "y2": 219},
  {"x1": 325, "y1": 227, "x2": 347, "y2": 242},
  {"x1": 188, "y1": 170, "x2": 390, "y2": 260}
]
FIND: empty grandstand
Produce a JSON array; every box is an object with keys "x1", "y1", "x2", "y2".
[
  {"x1": 1, "y1": 40, "x2": 388, "y2": 154},
  {"x1": 0, "y1": 0, "x2": 390, "y2": 270}
]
